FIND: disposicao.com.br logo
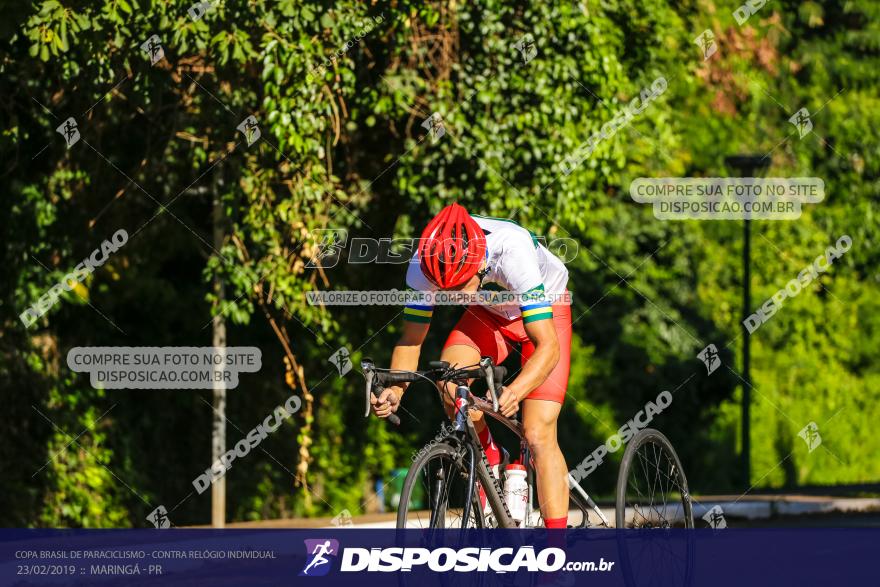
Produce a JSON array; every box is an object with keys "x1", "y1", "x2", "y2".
[
  {"x1": 300, "y1": 539, "x2": 340, "y2": 576},
  {"x1": 299, "y1": 540, "x2": 614, "y2": 575}
]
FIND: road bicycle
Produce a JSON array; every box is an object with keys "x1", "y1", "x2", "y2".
[{"x1": 361, "y1": 357, "x2": 694, "y2": 531}]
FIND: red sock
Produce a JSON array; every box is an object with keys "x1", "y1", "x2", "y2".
[
  {"x1": 539, "y1": 519, "x2": 568, "y2": 585},
  {"x1": 477, "y1": 426, "x2": 501, "y2": 466},
  {"x1": 544, "y1": 516, "x2": 567, "y2": 529}
]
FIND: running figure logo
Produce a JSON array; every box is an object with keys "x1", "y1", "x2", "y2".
[
  {"x1": 788, "y1": 107, "x2": 813, "y2": 139},
  {"x1": 697, "y1": 343, "x2": 721, "y2": 375},
  {"x1": 702, "y1": 505, "x2": 727, "y2": 529},
  {"x1": 798, "y1": 421, "x2": 822, "y2": 453},
  {"x1": 694, "y1": 29, "x2": 718, "y2": 60},
  {"x1": 328, "y1": 347, "x2": 352, "y2": 377},
  {"x1": 140, "y1": 34, "x2": 165, "y2": 65},
  {"x1": 237, "y1": 115, "x2": 261, "y2": 147},
  {"x1": 515, "y1": 33, "x2": 538, "y2": 64},
  {"x1": 305, "y1": 228, "x2": 348, "y2": 269},
  {"x1": 421, "y1": 112, "x2": 445, "y2": 143},
  {"x1": 188, "y1": 1, "x2": 212, "y2": 21},
  {"x1": 56, "y1": 117, "x2": 80, "y2": 149},
  {"x1": 300, "y1": 539, "x2": 339, "y2": 577},
  {"x1": 146, "y1": 505, "x2": 172, "y2": 529}
]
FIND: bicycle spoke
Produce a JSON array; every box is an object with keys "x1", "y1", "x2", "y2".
[
  {"x1": 401, "y1": 447, "x2": 483, "y2": 530},
  {"x1": 633, "y1": 447, "x2": 665, "y2": 526},
  {"x1": 617, "y1": 431, "x2": 693, "y2": 587},
  {"x1": 625, "y1": 439, "x2": 690, "y2": 528}
]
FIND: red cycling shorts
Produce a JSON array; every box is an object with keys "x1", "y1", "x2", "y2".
[{"x1": 443, "y1": 301, "x2": 572, "y2": 404}]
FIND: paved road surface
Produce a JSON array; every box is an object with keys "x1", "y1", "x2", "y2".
[{"x1": 194, "y1": 495, "x2": 880, "y2": 529}]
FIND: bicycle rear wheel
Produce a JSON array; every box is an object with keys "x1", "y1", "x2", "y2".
[
  {"x1": 616, "y1": 428, "x2": 693, "y2": 528},
  {"x1": 396, "y1": 441, "x2": 484, "y2": 529},
  {"x1": 615, "y1": 428, "x2": 694, "y2": 587}
]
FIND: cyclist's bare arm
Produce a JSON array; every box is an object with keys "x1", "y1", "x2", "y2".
[
  {"x1": 371, "y1": 320, "x2": 429, "y2": 418},
  {"x1": 497, "y1": 318, "x2": 560, "y2": 417}
]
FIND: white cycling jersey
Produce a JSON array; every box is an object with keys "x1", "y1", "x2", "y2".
[{"x1": 403, "y1": 215, "x2": 569, "y2": 323}]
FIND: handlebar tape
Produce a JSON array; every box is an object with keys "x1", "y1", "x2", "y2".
[
  {"x1": 375, "y1": 371, "x2": 419, "y2": 385},
  {"x1": 377, "y1": 367, "x2": 506, "y2": 387}
]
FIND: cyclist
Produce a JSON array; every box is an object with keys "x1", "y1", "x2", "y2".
[{"x1": 371, "y1": 203, "x2": 572, "y2": 528}]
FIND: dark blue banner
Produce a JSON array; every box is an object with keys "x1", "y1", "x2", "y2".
[{"x1": 1, "y1": 529, "x2": 874, "y2": 586}]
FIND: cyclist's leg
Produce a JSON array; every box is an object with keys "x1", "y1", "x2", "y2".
[
  {"x1": 518, "y1": 302, "x2": 572, "y2": 525},
  {"x1": 522, "y1": 399, "x2": 568, "y2": 524}
]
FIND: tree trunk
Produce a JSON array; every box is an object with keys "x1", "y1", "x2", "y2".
[{"x1": 211, "y1": 169, "x2": 226, "y2": 528}]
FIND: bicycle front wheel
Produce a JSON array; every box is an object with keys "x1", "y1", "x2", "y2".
[{"x1": 396, "y1": 441, "x2": 484, "y2": 529}]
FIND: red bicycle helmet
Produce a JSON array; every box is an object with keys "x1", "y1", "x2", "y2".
[{"x1": 418, "y1": 203, "x2": 486, "y2": 289}]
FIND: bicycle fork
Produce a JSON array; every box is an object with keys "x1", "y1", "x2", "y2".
[{"x1": 453, "y1": 386, "x2": 477, "y2": 528}]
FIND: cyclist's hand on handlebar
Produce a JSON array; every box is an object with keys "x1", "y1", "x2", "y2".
[
  {"x1": 498, "y1": 386, "x2": 521, "y2": 418},
  {"x1": 371, "y1": 388, "x2": 400, "y2": 419}
]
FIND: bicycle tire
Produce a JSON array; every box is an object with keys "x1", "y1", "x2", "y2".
[
  {"x1": 396, "y1": 440, "x2": 484, "y2": 529},
  {"x1": 615, "y1": 428, "x2": 694, "y2": 587},
  {"x1": 615, "y1": 428, "x2": 693, "y2": 528}
]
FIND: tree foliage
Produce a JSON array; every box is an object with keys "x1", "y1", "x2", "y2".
[{"x1": 1, "y1": 0, "x2": 878, "y2": 526}]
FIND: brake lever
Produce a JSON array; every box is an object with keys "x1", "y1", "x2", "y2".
[
  {"x1": 362, "y1": 359, "x2": 375, "y2": 418},
  {"x1": 361, "y1": 359, "x2": 400, "y2": 426},
  {"x1": 480, "y1": 357, "x2": 500, "y2": 413}
]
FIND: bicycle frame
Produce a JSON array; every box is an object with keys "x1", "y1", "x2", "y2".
[
  {"x1": 362, "y1": 357, "x2": 608, "y2": 529},
  {"x1": 453, "y1": 385, "x2": 610, "y2": 528}
]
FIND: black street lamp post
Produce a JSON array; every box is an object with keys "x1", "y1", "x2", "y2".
[{"x1": 724, "y1": 154, "x2": 770, "y2": 489}]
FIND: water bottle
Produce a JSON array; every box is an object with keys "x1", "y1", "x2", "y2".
[
  {"x1": 503, "y1": 464, "x2": 528, "y2": 526},
  {"x1": 491, "y1": 447, "x2": 510, "y2": 481}
]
